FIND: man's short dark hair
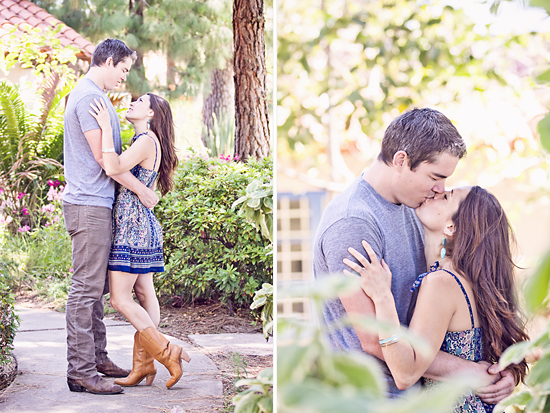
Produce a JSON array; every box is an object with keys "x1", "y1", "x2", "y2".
[
  {"x1": 378, "y1": 108, "x2": 467, "y2": 170},
  {"x1": 91, "y1": 39, "x2": 137, "y2": 67}
]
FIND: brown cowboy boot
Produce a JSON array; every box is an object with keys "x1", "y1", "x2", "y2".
[
  {"x1": 139, "y1": 327, "x2": 191, "y2": 389},
  {"x1": 114, "y1": 331, "x2": 157, "y2": 387},
  {"x1": 96, "y1": 358, "x2": 131, "y2": 378},
  {"x1": 67, "y1": 375, "x2": 124, "y2": 395}
]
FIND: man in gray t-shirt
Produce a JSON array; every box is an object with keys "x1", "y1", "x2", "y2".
[
  {"x1": 314, "y1": 108, "x2": 516, "y2": 402},
  {"x1": 63, "y1": 39, "x2": 158, "y2": 395}
]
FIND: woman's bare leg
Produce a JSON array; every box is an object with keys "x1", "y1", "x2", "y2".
[
  {"x1": 133, "y1": 273, "x2": 160, "y2": 327},
  {"x1": 109, "y1": 270, "x2": 155, "y2": 331}
]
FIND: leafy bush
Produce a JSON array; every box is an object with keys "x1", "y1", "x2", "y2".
[
  {"x1": 0, "y1": 79, "x2": 68, "y2": 232},
  {"x1": 0, "y1": 273, "x2": 20, "y2": 366},
  {"x1": 495, "y1": 251, "x2": 550, "y2": 412},
  {"x1": 155, "y1": 154, "x2": 273, "y2": 311},
  {"x1": 0, "y1": 25, "x2": 77, "y2": 232},
  {"x1": 250, "y1": 283, "x2": 273, "y2": 340},
  {"x1": 0, "y1": 182, "x2": 72, "y2": 308},
  {"x1": 233, "y1": 367, "x2": 273, "y2": 413},
  {"x1": 277, "y1": 276, "x2": 477, "y2": 413},
  {"x1": 233, "y1": 179, "x2": 273, "y2": 242}
]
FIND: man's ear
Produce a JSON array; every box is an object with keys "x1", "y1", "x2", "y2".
[
  {"x1": 393, "y1": 151, "x2": 409, "y2": 170},
  {"x1": 105, "y1": 57, "x2": 114, "y2": 67}
]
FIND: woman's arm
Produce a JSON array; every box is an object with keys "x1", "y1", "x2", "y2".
[
  {"x1": 84, "y1": 128, "x2": 159, "y2": 208},
  {"x1": 89, "y1": 98, "x2": 153, "y2": 176},
  {"x1": 344, "y1": 242, "x2": 454, "y2": 390}
]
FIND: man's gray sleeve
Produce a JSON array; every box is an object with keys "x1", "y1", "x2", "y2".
[
  {"x1": 75, "y1": 93, "x2": 104, "y2": 133},
  {"x1": 320, "y1": 216, "x2": 384, "y2": 276}
]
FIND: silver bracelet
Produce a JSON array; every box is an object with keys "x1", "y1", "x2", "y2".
[
  {"x1": 102, "y1": 148, "x2": 116, "y2": 153},
  {"x1": 379, "y1": 334, "x2": 402, "y2": 347}
]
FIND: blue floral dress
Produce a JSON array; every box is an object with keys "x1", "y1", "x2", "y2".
[
  {"x1": 410, "y1": 264, "x2": 494, "y2": 413},
  {"x1": 108, "y1": 132, "x2": 164, "y2": 274}
]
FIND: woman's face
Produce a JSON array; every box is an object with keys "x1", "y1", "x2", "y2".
[
  {"x1": 125, "y1": 94, "x2": 152, "y2": 123},
  {"x1": 415, "y1": 186, "x2": 471, "y2": 232}
]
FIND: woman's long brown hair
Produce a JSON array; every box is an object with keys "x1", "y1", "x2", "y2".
[
  {"x1": 147, "y1": 93, "x2": 178, "y2": 196},
  {"x1": 448, "y1": 186, "x2": 528, "y2": 383}
]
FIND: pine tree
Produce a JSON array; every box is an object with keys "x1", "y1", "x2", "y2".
[
  {"x1": 34, "y1": 0, "x2": 233, "y2": 98},
  {"x1": 201, "y1": 63, "x2": 234, "y2": 148},
  {"x1": 233, "y1": 0, "x2": 270, "y2": 161}
]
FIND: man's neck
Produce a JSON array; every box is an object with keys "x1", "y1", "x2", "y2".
[
  {"x1": 363, "y1": 161, "x2": 399, "y2": 204},
  {"x1": 85, "y1": 67, "x2": 107, "y2": 91}
]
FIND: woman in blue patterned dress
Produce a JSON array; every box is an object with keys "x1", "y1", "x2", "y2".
[
  {"x1": 90, "y1": 95, "x2": 190, "y2": 390},
  {"x1": 343, "y1": 186, "x2": 528, "y2": 412}
]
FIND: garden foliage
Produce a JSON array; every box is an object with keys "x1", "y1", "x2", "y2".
[
  {"x1": 495, "y1": 250, "x2": 550, "y2": 412},
  {"x1": 277, "y1": 276, "x2": 476, "y2": 413},
  {"x1": 0, "y1": 25, "x2": 77, "y2": 232},
  {"x1": 0, "y1": 273, "x2": 19, "y2": 366},
  {"x1": 155, "y1": 153, "x2": 273, "y2": 310},
  {"x1": 232, "y1": 367, "x2": 273, "y2": 413},
  {"x1": 202, "y1": 111, "x2": 236, "y2": 158},
  {"x1": 233, "y1": 179, "x2": 273, "y2": 243},
  {"x1": 250, "y1": 283, "x2": 273, "y2": 340},
  {"x1": 0, "y1": 182, "x2": 72, "y2": 307}
]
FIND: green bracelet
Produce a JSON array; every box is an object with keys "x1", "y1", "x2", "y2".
[{"x1": 379, "y1": 334, "x2": 402, "y2": 347}]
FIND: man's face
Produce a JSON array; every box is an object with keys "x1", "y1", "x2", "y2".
[
  {"x1": 395, "y1": 152, "x2": 460, "y2": 209},
  {"x1": 104, "y1": 56, "x2": 133, "y2": 90}
]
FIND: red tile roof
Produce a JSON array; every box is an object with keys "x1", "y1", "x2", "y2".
[{"x1": 0, "y1": 0, "x2": 94, "y2": 60}]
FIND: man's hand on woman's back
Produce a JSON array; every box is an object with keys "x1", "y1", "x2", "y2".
[{"x1": 475, "y1": 361, "x2": 515, "y2": 405}]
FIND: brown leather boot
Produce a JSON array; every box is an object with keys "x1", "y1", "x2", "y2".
[
  {"x1": 96, "y1": 358, "x2": 131, "y2": 378},
  {"x1": 67, "y1": 375, "x2": 124, "y2": 394},
  {"x1": 114, "y1": 331, "x2": 157, "y2": 387},
  {"x1": 139, "y1": 327, "x2": 191, "y2": 389}
]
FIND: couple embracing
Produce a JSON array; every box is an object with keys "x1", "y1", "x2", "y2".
[
  {"x1": 62, "y1": 39, "x2": 188, "y2": 395},
  {"x1": 315, "y1": 108, "x2": 528, "y2": 411}
]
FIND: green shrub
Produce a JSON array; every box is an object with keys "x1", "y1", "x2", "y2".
[
  {"x1": 0, "y1": 273, "x2": 19, "y2": 365},
  {"x1": 250, "y1": 283, "x2": 273, "y2": 340},
  {"x1": 0, "y1": 184, "x2": 72, "y2": 309},
  {"x1": 277, "y1": 277, "x2": 477, "y2": 413},
  {"x1": 233, "y1": 367, "x2": 273, "y2": 413},
  {"x1": 233, "y1": 179, "x2": 273, "y2": 243},
  {"x1": 155, "y1": 154, "x2": 273, "y2": 311}
]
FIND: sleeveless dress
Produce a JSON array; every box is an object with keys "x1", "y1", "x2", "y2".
[
  {"x1": 410, "y1": 264, "x2": 494, "y2": 413},
  {"x1": 108, "y1": 132, "x2": 164, "y2": 274}
]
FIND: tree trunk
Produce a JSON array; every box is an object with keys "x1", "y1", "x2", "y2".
[
  {"x1": 201, "y1": 63, "x2": 235, "y2": 147},
  {"x1": 233, "y1": 0, "x2": 270, "y2": 161}
]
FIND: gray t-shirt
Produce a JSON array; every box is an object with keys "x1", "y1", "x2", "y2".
[
  {"x1": 313, "y1": 175, "x2": 426, "y2": 397},
  {"x1": 63, "y1": 77, "x2": 122, "y2": 209}
]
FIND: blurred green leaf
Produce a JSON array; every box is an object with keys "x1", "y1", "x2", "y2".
[
  {"x1": 278, "y1": 275, "x2": 360, "y2": 302},
  {"x1": 494, "y1": 390, "x2": 533, "y2": 413},
  {"x1": 498, "y1": 340, "x2": 535, "y2": 370},
  {"x1": 527, "y1": 353, "x2": 550, "y2": 387},
  {"x1": 531, "y1": 0, "x2": 550, "y2": 14},
  {"x1": 318, "y1": 351, "x2": 386, "y2": 395},
  {"x1": 279, "y1": 379, "x2": 377, "y2": 413},
  {"x1": 537, "y1": 112, "x2": 550, "y2": 153},
  {"x1": 523, "y1": 250, "x2": 550, "y2": 313},
  {"x1": 536, "y1": 68, "x2": 550, "y2": 83}
]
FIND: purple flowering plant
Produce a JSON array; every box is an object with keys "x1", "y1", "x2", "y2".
[{"x1": 0, "y1": 180, "x2": 65, "y2": 235}]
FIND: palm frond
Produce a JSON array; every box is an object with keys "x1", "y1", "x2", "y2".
[{"x1": 0, "y1": 80, "x2": 34, "y2": 170}]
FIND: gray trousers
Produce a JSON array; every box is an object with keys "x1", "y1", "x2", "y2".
[{"x1": 63, "y1": 202, "x2": 111, "y2": 379}]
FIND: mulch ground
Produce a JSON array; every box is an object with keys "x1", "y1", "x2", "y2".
[{"x1": 10, "y1": 292, "x2": 272, "y2": 412}]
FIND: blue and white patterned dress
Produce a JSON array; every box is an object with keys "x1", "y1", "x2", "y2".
[
  {"x1": 108, "y1": 132, "x2": 164, "y2": 274},
  {"x1": 411, "y1": 265, "x2": 494, "y2": 413}
]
